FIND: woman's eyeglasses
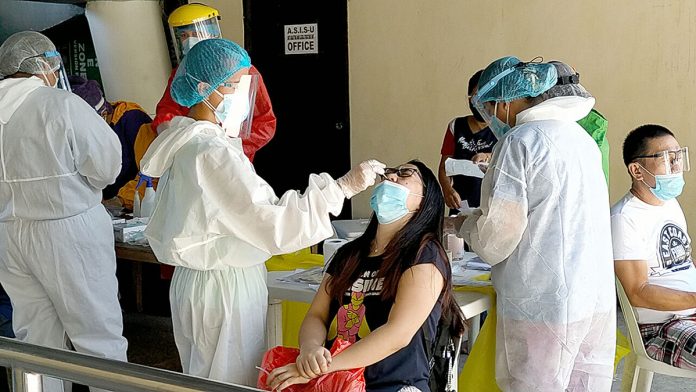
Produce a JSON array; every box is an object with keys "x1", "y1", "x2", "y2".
[
  {"x1": 380, "y1": 167, "x2": 426, "y2": 188},
  {"x1": 384, "y1": 167, "x2": 419, "y2": 178}
]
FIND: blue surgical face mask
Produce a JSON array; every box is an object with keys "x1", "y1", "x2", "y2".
[
  {"x1": 648, "y1": 172, "x2": 685, "y2": 201},
  {"x1": 370, "y1": 181, "x2": 422, "y2": 224},
  {"x1": 488, "y1": 102, "x2": 511, "y2": 140},
  {"x1": 639, "y1": 164, "x2": 685, "y2": 200}
]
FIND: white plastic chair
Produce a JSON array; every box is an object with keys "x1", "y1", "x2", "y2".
[{"x1": 616, "y1": 278, "x2": 696, "y2": 391}]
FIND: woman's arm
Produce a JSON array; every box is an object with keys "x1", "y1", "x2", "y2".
[
  {"x1": 267, "y1": 274, "x2": 333, "y2": 389},
  {"x1": 295, "y1": 275, "x2": 334, "y2": 378},
  {"x1": 328, "y1": 263, "x2": 445, "y2": 372}
]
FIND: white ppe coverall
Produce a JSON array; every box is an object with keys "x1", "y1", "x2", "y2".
[
  {"x1": 0, "y1": 77, "x2": 127, "y2": 392},
  {"x1": 460, "y1": 96, "x2": 616, "y2": 392},
  {"x1": 140, "y1": 116, "x2": 346, "y2": 385}
]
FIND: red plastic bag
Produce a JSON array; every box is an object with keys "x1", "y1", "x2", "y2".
[{"x1": 257, "y1": 339, "x2": 365, "y2": 392}]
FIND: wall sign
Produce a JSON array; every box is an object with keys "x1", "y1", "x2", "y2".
[{"x1": 284, "y1": 23, "x2": 318, "y2": 55}]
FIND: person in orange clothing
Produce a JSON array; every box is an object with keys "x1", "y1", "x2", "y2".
[{"x1": 152, "y1": 3, "x2": 276, "y2": 163}]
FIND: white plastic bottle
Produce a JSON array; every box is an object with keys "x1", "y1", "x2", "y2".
[
  {"x1": 139, "y1": 177, "x2": 156, "y2": 218},
  {"x1": 133, "y1": 188, "x2": 141, "y2": 218}
]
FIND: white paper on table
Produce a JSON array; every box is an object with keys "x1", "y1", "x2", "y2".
[
  {"x1": 277, "y1": 267, "x2": 325, "y2": 286},
  {"x1": 452, "y1": 257, "x2": 491, "y2": 274},
  {"x1": 445, "y1": 158, "x2": 485, "y2": 179}
]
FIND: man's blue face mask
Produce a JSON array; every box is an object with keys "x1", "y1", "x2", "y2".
[
  {"x1": 638, "y1": 163, "x2": 686, "y2": 201},
  {"x1": 644, "y1": 171, "x2": 685, "y2": 201}
]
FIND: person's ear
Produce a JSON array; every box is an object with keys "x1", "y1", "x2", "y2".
[
  {"x1": 628, "y1": 162, "x2": 644, "y2": 181},
  {"x1": 498, "y1": 101, "x2": 510, "y2": 117},
  {"x1": 197, "y1": 82, "x2": 211, "y2": 97}
]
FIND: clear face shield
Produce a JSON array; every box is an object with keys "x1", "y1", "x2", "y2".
[
  {"x1": 236, "y1": 74, "x2": 258, "y2": 139},
  {"x1": 470, "y1": 67, "x2": 517, "y2": 139},
  {"x1": 27, "y1": 50, "x2": 71, "y2": 91},
  {"x1": 170, "y1": 17, "x2": 222, "y2": 63},
  {"x1": 636, "y1": 147, "x2": 690, "y2": 175},
  {"x1": 205, "y1": 74, "x2": 258, "y2": 139}
]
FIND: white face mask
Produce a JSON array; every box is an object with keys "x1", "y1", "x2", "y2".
[
  {"x1": 181, "y1": 37, "x2": 202, "y2": 56},
  {"x1": 213, "y1": 91, "x2": 250, "y2": 138}
]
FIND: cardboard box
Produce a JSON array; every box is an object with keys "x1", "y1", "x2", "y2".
[{"x1": 113, "y1": 218, "x2": 148, "y2": 243}]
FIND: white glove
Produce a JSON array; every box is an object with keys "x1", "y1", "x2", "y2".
[{"x1": 336, "y1": 159, "x2": 386, "y2": 199}]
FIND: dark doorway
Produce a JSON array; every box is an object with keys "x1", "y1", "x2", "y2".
[{"x1": 244, "y1": 0, "x2": 352, "y2": 218}]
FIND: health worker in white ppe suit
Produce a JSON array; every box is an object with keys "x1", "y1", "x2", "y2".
[
  {"x1": 0, "y1": 31, "x2": 127, "y2": 392},
  {"x1": 458, "y1": 56, "x2": 616, "y2": 391},
  {"x1": 139, "y1": 38, "x2": 385, "y2": 386}
]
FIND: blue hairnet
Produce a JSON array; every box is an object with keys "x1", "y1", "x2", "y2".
[
  {"x1": 477, "y1": 56, "x2": 558, "y2": 103},
  {"x1": 171, "y1": 38, "x2": 251, "y2": 108}
]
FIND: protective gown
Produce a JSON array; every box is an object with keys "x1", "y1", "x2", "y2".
[
  {"x1": 140, "y1": 116, "x2": 345, "y2": 385},
  {"x1": 0, "y1": 77, "x2": 127, "y2": 392},
  {"x1": 460, "y1": 96, "x2": 616, "y2": 391}
]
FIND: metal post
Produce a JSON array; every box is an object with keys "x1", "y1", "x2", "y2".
[{"x1": 11, "y1": 367, "x2": 25, "y2": 392}]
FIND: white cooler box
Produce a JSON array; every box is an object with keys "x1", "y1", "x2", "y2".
[{"x1": 331, "y1": 218, "x2": 370, "y2": 240}]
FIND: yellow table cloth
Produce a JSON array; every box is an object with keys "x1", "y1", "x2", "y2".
[
  {"x1": 265, "y1": 248, "x2": 324, "y2": 348},
  {"x1": 456, "y1": 284, "x2": 631, "y2": 391}
]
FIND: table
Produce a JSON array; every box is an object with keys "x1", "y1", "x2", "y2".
[
  {"x1": 114, "y1": 248, "x2": 492, "y2": 352},
  {"x1": 266, "y1": 271, "x2": 491, "y2": 352},
  {"x1": 114, "y1": 242, "x2": 159, "y2": 312},
  {"x1": 115, "y1": 242, "x2": 159, "y2": 264}
]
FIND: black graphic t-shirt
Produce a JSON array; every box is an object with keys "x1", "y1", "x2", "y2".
[
  {"x1": 324, "y1": 240, "x2": 449, "y2": 392},
  {"x1": 440, "y1": 117, "x2": 496, "y2": 207},
  {"x1": 611, "y1": 193, "x2": 696, "y2": 324}
]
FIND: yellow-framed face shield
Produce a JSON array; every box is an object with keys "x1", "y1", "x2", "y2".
[{"x1": 168, "y1": 4, "x2": 222, "y2": 63}]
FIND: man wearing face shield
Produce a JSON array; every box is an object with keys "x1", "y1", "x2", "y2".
[
  {"x1": 613, "y1": 125, "x2": 696, "y2": 370},
  {"x1": 152, "y1": 3, "x2": 276, "y2": 163},
  {"x1": 458, "y1": 56, "x2": 615, "y2": 391},
  {"x1": 0, "y1": 31, "x2": 126, "y2": 391},
  {"x1": 139, "y1": 39, "x2": 384, "y2": 386}
]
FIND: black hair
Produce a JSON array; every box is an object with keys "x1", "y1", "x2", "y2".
[
  {"x1": 622, "y1": 124, "x2": 675, "y2": 166},
  {"x1": 328, "y1": 160, "x2": 465, "y2": 336},
  {"x1": 468, "y1": 70, "x2": 484, "y2": 95}
]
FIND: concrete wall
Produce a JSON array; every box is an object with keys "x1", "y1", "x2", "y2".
[
  {"x1": 223, "y1": 0, "x2": 696, "y2": 221},
  {"x1": 347, "y1": 0, "x2": 696, "y2": 220},
  {"x1": 205, "y1": 0, "x2": 245, "y2": 45}
]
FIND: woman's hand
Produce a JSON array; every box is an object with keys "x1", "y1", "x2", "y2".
[
  {"x1": 296, "y1": 344, "x2": 332, "y2": 379},
  {"x1": 267, "y1": 363, "x2": 311, "y2": 391}
]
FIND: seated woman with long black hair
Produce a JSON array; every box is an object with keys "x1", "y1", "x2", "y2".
[{"x1": 268, "y1": 160, "x2": 465, "y2": 392}]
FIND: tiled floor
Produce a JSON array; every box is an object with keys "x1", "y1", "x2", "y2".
[{"x1": 123, "y1": 312, "x2": 180, "y2": 372}]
